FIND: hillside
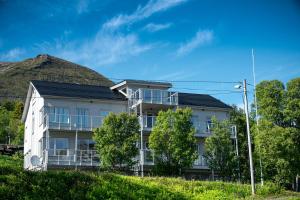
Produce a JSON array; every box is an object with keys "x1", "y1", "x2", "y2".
[
  {"x1": 1, "y1": 155, "x2": 300, "y2": 200},
  {"x1": 0, "y1": 54, "x2": 114, "y2": 101}
]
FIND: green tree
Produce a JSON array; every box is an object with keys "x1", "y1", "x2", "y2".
[
  {"x1": 149, "y1": 108, "x2": 197, "y2": 176},
  {"x1": 93, "y1": 112, "x2": 139, "y2": 171},
  {"x1": 0, "y1": 107, "x2": 10, "y2": 143},
  {"x1": 229, "y1": 105, "x2": 252, "y2": 182},
  {"x1": 0, "y1": 101, "x2": 25, "y2": 144},
  {"x1": 204, "y1": 117, "x2": 237, "y2": 181},
  {"x1": 285, "y1": 78, "x2": 300, "y2": 128},
  {"x1": 256, "y1": 80, "x2": 285, "y2": 126},
  {"x1": 254, "y1": 119, "x2": 300, "y2": 188}
]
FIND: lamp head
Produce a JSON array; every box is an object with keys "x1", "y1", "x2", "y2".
[{"x1": 234, "y1": 84, "x2": 242, "y2": 89}]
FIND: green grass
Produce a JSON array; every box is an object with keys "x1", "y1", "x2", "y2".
[{"x1": 0, "y1": 155, "x2": 299, "y2": 200}]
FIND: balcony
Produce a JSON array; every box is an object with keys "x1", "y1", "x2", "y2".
[
  {"x1": 139, "y1": 115, "x2": 156, "y2": 131},
  {"x1": 42, "y1": 113, "x2": 104, "y2": 131},
  {"x1": 130, "y1": 88, "x2": 178, "y2": 107},
  {"x1": 45, "y1": 149, "x2": 100, "y2": 167},
  {"x1": 194, "y1": 122, "x2": 237, "y2": 138}
]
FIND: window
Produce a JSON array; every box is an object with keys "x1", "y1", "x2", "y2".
[
  {"x1": 48, "y1": 107, "x2": 70, "y2": 124},
  {"x1": 76, "y1": 108, "x2": 89, "y2": 128},
  {"x1": 143, "y1": 89, "x2": 152, "y2": 102},
  {"x1": 192, "y1": 115, "x2": 199, "y2": 129},
  {"x1": 49, "y1": 138, "x2": 69, "y2": 155},
  {"x1": 32, "y1": 111, "x2": 35, "y2": 134},
  {"x1": 206, "y1": 117, "x2": 212, "y2": 132},
  {"x1": 152, "y1": 90, "x2": 161, "y2": 103},
  {"x1": 77, "y1": 139, "x2": 95, "y2": 150}
]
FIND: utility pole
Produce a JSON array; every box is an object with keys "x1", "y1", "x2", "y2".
[
  {"x1": 243, "y1": 79, "x2": 255, "y2": 195},
  {"x1": 252, "y1": 49, "x2": 264, "y2": 186}
]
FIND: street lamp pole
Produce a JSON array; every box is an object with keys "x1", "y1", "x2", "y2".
[{"x1": 243, "y1": 79, "x2": 255, "y2": 195}]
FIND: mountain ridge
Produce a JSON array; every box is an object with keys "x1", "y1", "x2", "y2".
[{"x1": 0, "y1": 54, "x2": 114, "y2": 101}]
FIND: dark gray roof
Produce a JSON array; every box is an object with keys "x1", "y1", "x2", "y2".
[
  {"x1": 116, "y1": 79, "x2": 172, "y2": 87},
  {"x1": 31, "y1": 80, "x2": 126, "y2": 101},
  {"x1": 178, "y1": 93, "x2": 231, "y2": 109}
]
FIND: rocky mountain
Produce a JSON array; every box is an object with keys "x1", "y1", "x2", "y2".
[{"x1": 0, "y1": 54, "x2": 114, "y2": 101}]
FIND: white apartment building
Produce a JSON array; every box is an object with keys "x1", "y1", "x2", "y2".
[{"x1": 22, "y1": 80, "x2": 234, "y2": 176}]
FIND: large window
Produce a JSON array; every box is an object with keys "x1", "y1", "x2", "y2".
[
  {"x1": 143, "y1": 89, "x2": 152, "y2": 103},
  {"x1": 152, "y1": 90, "x2": 161, "y2": 103},
  {"x1": 76, "y1": 108, "x2": 89, "y2": 128},
  {"x1": 48, "y1": 107, "x2": 70, "y2": 124},
  {"x1": 191, "y1": 115, "x2": 199, "y2": 130},
  {"x1": 49, "y1": 138, "x2": 69, "y2": 155},
  {"x1": 77, "y1": 139, "x2": 95, "y2": 150}
]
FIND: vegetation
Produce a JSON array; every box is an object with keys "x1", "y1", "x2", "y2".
[
  {"x1": 149, "y1": 108, "x2": 197, "y2": 176},
  {"x1": 0, "y1": 100, "x2": 24, "y2": 144},
  {"x1": 254, "y1": 78, "x2": 300, "y2": 188},
  {"x1": 204, "y1": 117, "x2": 238, "y2": 181},
  {"x1": 93, "y1": 112, "x2": 140, "y2": 171},
  {"x1": 229, "y1": 105, "x2": 253, "y2": 183},
  {"x1": 0, "y1": 54, "x2": 114, "y2": 101},
  {"x1": 2, "y1": 155, "x2": 299, "y2": 200}
]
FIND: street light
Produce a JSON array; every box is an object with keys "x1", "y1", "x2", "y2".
[{"x1": 235, "y1": 79, "x2": 255, "y2": 195}]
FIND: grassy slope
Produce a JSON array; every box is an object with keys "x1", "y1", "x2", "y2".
[
  {"x1": 0, "y1": 155, "x2": 299, "y2": 200},
  {"x1": 0, "y1": 54, "x2": 114, "y2": 101}
]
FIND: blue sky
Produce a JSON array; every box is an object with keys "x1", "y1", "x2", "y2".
[{"x1": 1, "y1": 0, "x2": 300, "y2": 106}]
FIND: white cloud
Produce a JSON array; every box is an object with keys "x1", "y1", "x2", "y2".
[
  {"x1": 103, "y1": 0, "x2": 187, "y2": 30},
  {"x1": 0, "y1": 48, "x2": 26, "y2": 61},
  {"x1": 143, "y1": 23, "x2": 172, "y2": 32},
  {"x1": 176, "y1": 30, "x2": 213, "y2": 56},
  {"x1": 33, "y1": 0, "x2": 188, "y2": 67},
  {"x1": 44, "y1": 31, "x2": 152, "y2": 67}
]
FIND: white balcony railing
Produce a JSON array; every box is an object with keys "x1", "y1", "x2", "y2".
[
  {"x1": 43, "y1": 113, "x2": 104, "y2": 131},
  {"x1": 130, "y1": 88, "x2": 178, "y2": 107},
  {"x1": 45, "y1": 149, "x2": 100, "y2": 167}
]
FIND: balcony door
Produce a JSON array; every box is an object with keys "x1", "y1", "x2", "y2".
[
  {"x1": 76, "y1": 108, "x2": 89, "y2": 128},
  {"x1": 49, "y1": 138, "x2": 69, "y2": 156},
  {"x1": 48, "y1": 107, "x2": 70, "y2": 124}
]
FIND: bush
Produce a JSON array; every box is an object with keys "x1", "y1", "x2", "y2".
[
  {"x1": 0, "y1": 155, "x2": 296, "y2": 200},
  {"x1": 256, "y1": 181, "x2": 283, "y2": 196}
]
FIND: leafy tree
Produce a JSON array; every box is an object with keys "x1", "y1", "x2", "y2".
[
  {"x1": 93, "y1": 112, "x2": 139, "y2": 171},
  {"x1": 284, "y1": 78, "x2": 300, "y2": 128},
  {"x1": 254, "y1": 119, "x2": 300, "y2": 188},
  {"x1": 0, "y1": 101, "x2": 24, "y2": 144},
  {"x1": 204, "y1": 117, "x2": 237, "y2": 181},
  {"x1": 229, "y1": 105, "x2": 252, "y2": 182},
  {"x1": 256, "y1": 80, "x2": 285, "y2": 126},
  {"x1": 0, "y1": 107, "x2": 10, "y2": 143},
  {"x1": 149, "y1": 108, "x2": 197, "y2": 176}
]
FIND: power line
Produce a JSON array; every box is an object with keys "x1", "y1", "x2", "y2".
[{"x1": 15, "y1": 70, "x2": 241, "y2": 85}]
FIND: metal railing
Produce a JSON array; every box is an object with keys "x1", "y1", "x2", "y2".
[
  {"x1": 139, "y1": 115, "x2": 156, "y2": 130},
  {"x1": 130, "y1": 88, "x2": 178, "y2": 107},
  {"x1": 194, "y1": 123, "x2": 236, "y2": 138},
  {"x1": 43, "y1": 113, "x2": 104, "y2": 131},
  {"x1": 45, "y1": 149, "x2": 100, "y2": 166}
]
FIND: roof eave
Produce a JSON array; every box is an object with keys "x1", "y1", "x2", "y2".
[{"x1": 21, "y1": 83, "x2": 34, "y2": 122}]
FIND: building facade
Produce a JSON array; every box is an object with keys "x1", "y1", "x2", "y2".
[{"x1": 22, "y1": 80, "x2": 234, "y2": 176}]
